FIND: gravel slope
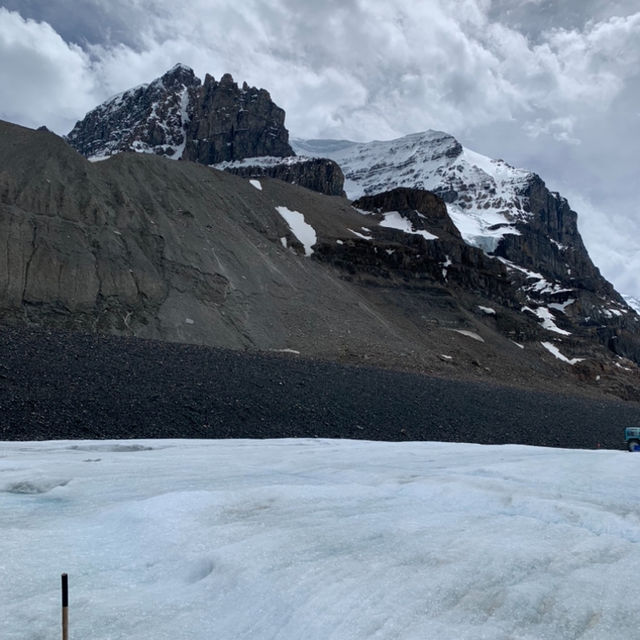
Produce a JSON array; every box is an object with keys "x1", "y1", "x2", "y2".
[{"x1": 1, "y1": 327, "x2": 639, "y2": 449}]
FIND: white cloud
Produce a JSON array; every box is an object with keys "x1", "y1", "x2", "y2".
[
  {"x1": 0, "y1": 9, "x2": 97, "y2": 131},
  {"x1": 560, "y1": 188, "x2": 640, "y2": 298},
  {"x1": 523, "y1": 117, "x2": 581, "y2": 145},
  {"x1": 4, "y1": 2, "x2": 640, "y2": 144}
]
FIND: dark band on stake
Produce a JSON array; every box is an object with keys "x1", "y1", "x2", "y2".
[{"x1": 61, "y1": 573, "x2": 68, "y2": 640}]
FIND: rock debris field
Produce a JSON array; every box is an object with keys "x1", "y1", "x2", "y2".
[{"x1": 1, "y1": 327, "x2": 639, "y2": 448}]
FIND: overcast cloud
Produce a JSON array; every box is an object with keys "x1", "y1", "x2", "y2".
[{"x1": 1, "y1": 1, "x2": 638, "y2": 296}]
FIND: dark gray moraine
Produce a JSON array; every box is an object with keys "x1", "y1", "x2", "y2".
[{"x1": 1, "y1": 327, "x2": 638, "y2": 449}]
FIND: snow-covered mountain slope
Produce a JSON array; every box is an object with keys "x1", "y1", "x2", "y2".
[
  {"x1": 67, "y1": 64, "x2": 197, "y2": 161},
  {"x1": 293, "y1": 132, "x2": 635, "y2": 331},
  {"x1": 64, "y1": 64, "x2": 636, "y2": 335},
  {"x1": 293, "y1": 132, "x2": 532, "y2": 253},
  {"x1": 623, "y1": 295, "x2": 640, "y2": 314}
]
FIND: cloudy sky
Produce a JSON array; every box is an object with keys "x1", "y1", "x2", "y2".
[{"x1": 1, "y1": 0, "x2": 639, "y2": 296}]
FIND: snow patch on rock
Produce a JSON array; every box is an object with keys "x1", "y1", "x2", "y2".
[
  {"x1": 275, "y1": 206, "x2": 317, "y2": 256},
  {"x1": 378, "y1": 211, "x2": 438, "y2": 240},
  {"x1": 541, "y1": 341, "x2": 584, "y2": 365}
]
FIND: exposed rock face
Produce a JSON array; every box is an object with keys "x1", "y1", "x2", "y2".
[
  {"x1": 66, "y1": 65, "x2": 294, "y2": 163},
  {"x1": 218, "y1": 156, "x2": 346, "y2": 196},
  {"x1": 66, "y1": 64, "x2": 199, "y2": 159},
  {"x1": 492, "y1": 176, "x2": 632, "y2": 338},
  {"x1": 343, "y1": 187, "x2": 640, "y2": 370},
  {"x1": 340, "y1": 188, "x2": 529, "y2": 326},
  {"x1": 497, "y1": 176, "x2": 617, "y2": 295},
  {"x1": 65, "y1": 65, "x2": 349, "y2": 196},
  {"x1": 184, "y1": 73, "x2": 293, "y2": 163},
  {"x1": 353, "y1": 188, "x2": 461, "y2": 239}
]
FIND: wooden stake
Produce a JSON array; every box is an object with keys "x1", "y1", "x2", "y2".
[{"x1": 61, "y1": 573, "x2": 68, "y2": 640}]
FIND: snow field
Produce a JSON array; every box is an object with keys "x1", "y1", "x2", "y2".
[{"x1": 2, "y1": 439, "x2": 640, "y2": 639}]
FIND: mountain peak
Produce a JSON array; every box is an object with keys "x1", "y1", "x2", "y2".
[
  {"x1": 66, "y1": 65, "x2": 293, "y2": 162},
  {"x1": 291, "y1": 131, "x2": 530, "y2": 248},
  {"x1": 219, "y1": 72, "x2": 235, "y2": 85},
  {"x1": 165, "y1": 62, "x2": 194, "y2": 75},
  {"x1": 159, "y1": 63, "x2": 198, "y2": 87}
]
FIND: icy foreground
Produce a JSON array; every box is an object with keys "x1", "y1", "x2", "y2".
[{"x1": 3, "y1": 439, "x2": 640, "y2": 640}]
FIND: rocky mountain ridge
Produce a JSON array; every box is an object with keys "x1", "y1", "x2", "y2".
[
  {"x1": 66, "y1": 64, "x2": 294, "y2": 163},
  {"x1": 215, "y1": 155, "x2": 346, "y2": 197},
  {"x1": 65, "y1": 65, "x2": 344, "y2": 196},
  {"x1": 66, "y1": 64, "x2": 198, "y2": 160},
  {"x1": 3, "y1": 63, "x2": 640, "y2": 401},
  {"x1": 61, "y1": 66, "x2": 632, "y2": 348},
  {"x1": 67, "y1": 65, "x2": 623, "y2": 352},
  {"x1": 292, "y1": 133, "x2": 636, "y2": 355},
  {"x1": 2, "y1": 119, "x2": 640, "y2": 401}
]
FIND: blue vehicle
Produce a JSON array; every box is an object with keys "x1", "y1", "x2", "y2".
[{"x1": 625, "y1": 427, "x2": 640, "y2": 451}]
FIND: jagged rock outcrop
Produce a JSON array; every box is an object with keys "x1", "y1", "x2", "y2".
[
  {"x1": 331, "y1": 188, "x2": 530, "y2": 331},
  {"x1": 66, "y1": 65, "x2": 294, "y2": 163},
  {"x1": 219, "y1": 156, "x2": 346, "y2": 196},
  {"x1": 353, "y1": 188, "x2": 461, "y2": 239},
  {"x1": 66, "y1": 64, "x2": 200, "y2": 159},
  {"x1": 65, "y1": 65, "x2": 349, "y2": 196},
  {"x1": 496, "y1": 176, "x2": 619, "y2": 296},
  {"x1": 184, "y1": 73, "x2": 293, "y2": 163}
]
